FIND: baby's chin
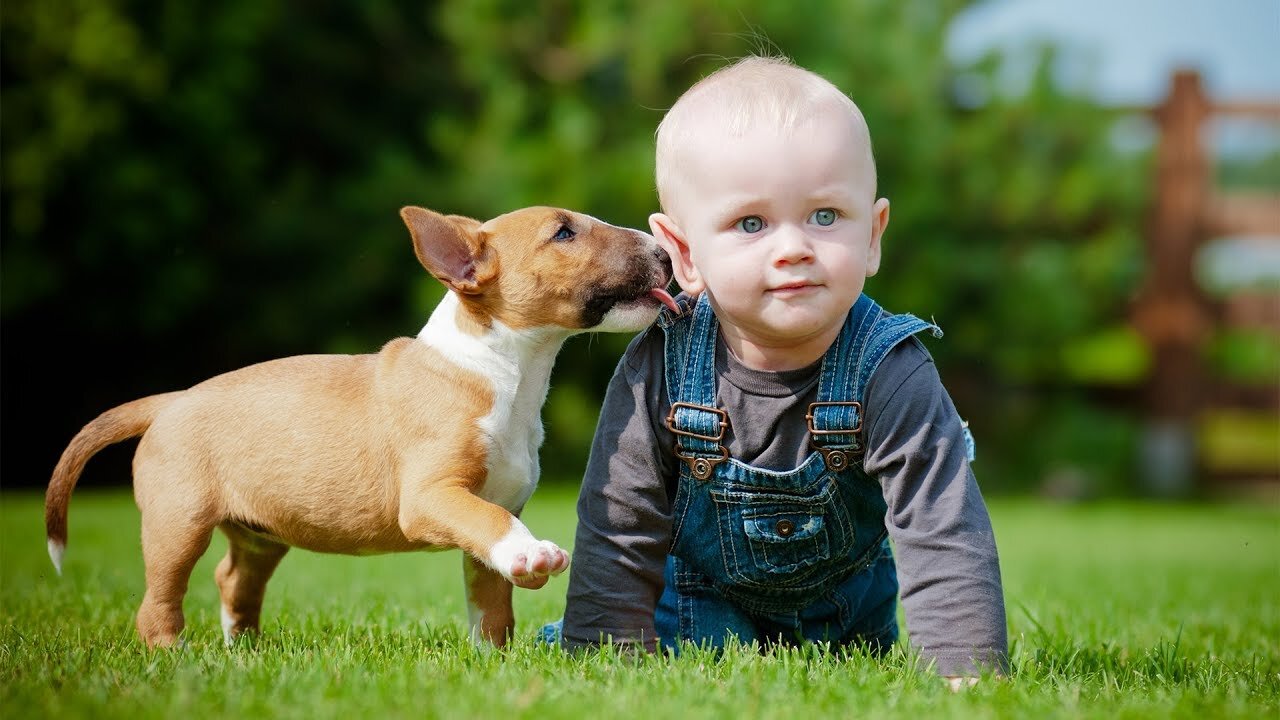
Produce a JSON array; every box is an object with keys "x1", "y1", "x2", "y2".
[
  {"x1": 759, "y1": 313, "x2": 841, "y2": 342},
  {"x1": 729, "y1": 303, "x2": 847, "y2": 346}
]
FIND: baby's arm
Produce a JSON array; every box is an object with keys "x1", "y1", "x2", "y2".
[
  {"x1": 863, "y1": 340, "x2": 1009, "y2": 677},
  {"x1": 561, "y1": 329, "x2": 674, "y2": 652}
]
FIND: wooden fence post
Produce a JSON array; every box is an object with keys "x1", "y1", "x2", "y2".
[
  {"x1": 1132, "y1": 70, "x2": 1280, "y2": 495},
  {"x1": 1133, "y1": 71, "x2": 1213, "y2": 496}
]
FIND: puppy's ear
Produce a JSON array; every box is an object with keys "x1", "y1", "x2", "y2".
[{"x1": 400, "y1": 207, "x2": 493, "y2": 294}]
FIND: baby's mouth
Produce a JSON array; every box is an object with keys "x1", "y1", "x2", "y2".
[{"x1": 769, "y1": 281, "x2": 818, "y2": 293}]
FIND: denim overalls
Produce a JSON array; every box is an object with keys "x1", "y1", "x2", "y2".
[{"x1": 652, "y1": 292, "x2": 941, "y2": 652}]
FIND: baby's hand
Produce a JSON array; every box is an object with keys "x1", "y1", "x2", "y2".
[{"x1": 944, "y1": 676, "x2": 979, "y2": 692}]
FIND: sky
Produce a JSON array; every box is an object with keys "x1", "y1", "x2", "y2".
[
  {"x1": 946, "y1": 0, "x2": 1280, "y2": 105},
  {"x1": 948, "y1": 0, "x2": 1279, "y2": 283}
]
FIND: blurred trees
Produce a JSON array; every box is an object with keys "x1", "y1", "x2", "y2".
[{"x1": 1, "y1": 0, "x2": 1149, "y2": 492}]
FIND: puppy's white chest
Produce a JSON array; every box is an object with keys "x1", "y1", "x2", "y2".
[
  {"x1": 418, "y1": 294, "x2": 558, "y2": 513},
  {"x1": 476, "y1": 387, "x2": 544, "y2": 511}
]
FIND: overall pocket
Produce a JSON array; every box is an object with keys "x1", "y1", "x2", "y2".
[{"x1": 709, "y1": 477, "x2": 850, "y2": 590}]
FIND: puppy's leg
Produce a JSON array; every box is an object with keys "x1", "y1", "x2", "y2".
[
  {"x1": 215, "y1": 523, "x2": 290, "y2": 646},
  {"x1": 136, "y1": 512, "x2": 216, "y2": 648},
  {"x1": 399, "y1": 481, "x2": 569, "y2": 591},
  {"x1": 462, "y1": 553, "x2": 514, "y2": 646}
]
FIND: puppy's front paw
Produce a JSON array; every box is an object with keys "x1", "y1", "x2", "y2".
[
  {"x1": 491, "y1": 536, "x2": 569, "y2": 589},
  {"x1": 509, "y1": 540, "x2": 569, "y2": 589}
]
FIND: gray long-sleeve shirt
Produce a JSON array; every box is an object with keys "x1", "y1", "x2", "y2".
[{"x1": 561, "y1": 324, "x2": 1009, "y2": 676}]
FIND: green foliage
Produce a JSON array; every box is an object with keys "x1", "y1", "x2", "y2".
[
  {"x1": 2, "y1": 489, "x2": 1277, "y2": 718},
  {"x1": 2, "y1": 0, "x2": 1149, "y2": 490},
  {"x1": 1206, "y1": 328, "x2": 1280, "y2": 384},
  {"x1": 1061, "y1": 324, "x2": 1150, "y2": 384},
  {"x1": 1200, "y1": 410, "x2": 1280, "y2": 473}
]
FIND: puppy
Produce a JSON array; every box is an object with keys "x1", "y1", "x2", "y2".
[{"x1": 45, "y1": 205, "x2": 678, "y2": 648}]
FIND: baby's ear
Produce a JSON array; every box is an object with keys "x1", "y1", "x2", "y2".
[
  {"x1": 649, "y1": 213, "x2": 705, "y2": 296},
  {"x1": 865, "y1": 198, "x2": 890, "y2": 277}
]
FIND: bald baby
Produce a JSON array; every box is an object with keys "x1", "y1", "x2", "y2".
[{"x1": 654, "y1": 55, "x2": 878, "y2": 228}]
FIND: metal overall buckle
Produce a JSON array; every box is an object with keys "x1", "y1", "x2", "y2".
[
  {"x1": 666, "y1": 402, "x2": 729, "y2": 480},
  {"x1": 805, "y1": 401, "x2": 863, "y2": 472}
]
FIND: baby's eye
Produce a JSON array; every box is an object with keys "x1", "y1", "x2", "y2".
[
  {"x1": 810, "y1": 208, "x2": 838, "y2": 226},
  {"x1": 736, "y1": 216, "x2": 765, "y2": 234}
]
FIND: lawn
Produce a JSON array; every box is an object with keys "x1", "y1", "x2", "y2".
[{"x1": 1, "y1": 485, "x2": 1276, "y2": 719}]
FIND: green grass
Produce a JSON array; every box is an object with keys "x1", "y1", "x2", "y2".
[{"x1": 2, "y1": 485, "x2": 1277, "y2": 719}]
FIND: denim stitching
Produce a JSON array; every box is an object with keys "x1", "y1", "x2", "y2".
[
  {"x1": 711, "y1": 481, "x2": 837, "y2": 585},
  {"x1": 715, "y1": 492, "x2": 739, "y2": 581},
  {"x1": 813, "y1": 295, "x2": 879, "y2": 447},
  {"x1": 669, "y1": 468, "x2": 691, "y2": 547},
  {"x1": 824, "y1": 476, "x2": 857, "y2": 548},
  {"x1": 827, "y1": 584, "x2": 854, "y2": 629},
  {"x1": 679, "y1": 578, "x2": 693, "y2": 641}
]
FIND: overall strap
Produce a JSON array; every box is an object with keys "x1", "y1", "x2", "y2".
[
  {"x1": 807, "y1": 294, "x2": 942, "y2": 470},
  {"x1": 660, "y1": 295, "x2": 728, "y2": 480}
]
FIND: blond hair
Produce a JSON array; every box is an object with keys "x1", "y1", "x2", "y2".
[{"x1": 654, "y1": 56, "x2": 876, "y2": 215}]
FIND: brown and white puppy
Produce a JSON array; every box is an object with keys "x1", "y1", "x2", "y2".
[{"x1": 45, "y1": 205, "x2": 678, "y2": 649}]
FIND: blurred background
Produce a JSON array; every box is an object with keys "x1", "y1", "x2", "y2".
[{"x1": 2, "y1": 0, "x2": 1277, "y2": 499}]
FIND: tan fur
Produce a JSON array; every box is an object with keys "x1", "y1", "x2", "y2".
[
  {"x1": 464, "y1": 554, "x2": 514, "y2": 644},
  {"x1": 45, "y1": 205, "x2": 670, "y2": 648}
]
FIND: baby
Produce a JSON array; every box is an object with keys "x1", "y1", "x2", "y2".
[{"x1": 553, "y1": 55, "x2": 1008, "y2": 680}]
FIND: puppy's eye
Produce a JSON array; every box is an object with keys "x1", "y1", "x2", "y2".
[{"x1": 552, "y1": 226, "x2": 576, "y2": 242}]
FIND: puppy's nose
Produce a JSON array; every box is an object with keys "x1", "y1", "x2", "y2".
[{"x1": 653, "y1": 246, "x2": 673, "y2": 275}]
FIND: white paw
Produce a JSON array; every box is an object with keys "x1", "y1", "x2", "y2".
[
  {"x1": 489, "y1": 530, "x2": 570, "y2": 588},
  {"x1": 510, "y1": 539, "x2": 570, "y2": 578}
]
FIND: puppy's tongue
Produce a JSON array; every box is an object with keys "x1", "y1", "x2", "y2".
[{"x1": 650, "y1": 287, "x2": 680, "y2": 314}]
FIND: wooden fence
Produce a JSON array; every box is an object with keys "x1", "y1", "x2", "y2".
[{"x1": 1131, "y1": 70, "x2": 1280, "y2": 495}]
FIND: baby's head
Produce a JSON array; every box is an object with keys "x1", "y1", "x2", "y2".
[
  {"x1": 650, "y1": 56, "x2": 891, "y2": 370},
  {"x1": 655, "y1": 56, "x2": 878, "y2": 218}
]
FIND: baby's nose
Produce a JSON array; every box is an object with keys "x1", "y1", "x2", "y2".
[{"x1": 772, "y1": 226, "x2": 815, "y2": 264}]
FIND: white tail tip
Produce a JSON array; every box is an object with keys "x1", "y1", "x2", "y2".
[{"x1": 47, "y1": 539, "x2": 64, "y2": 576}]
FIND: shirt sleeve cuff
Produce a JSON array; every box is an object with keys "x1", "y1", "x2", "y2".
[
  {"x1": 926, "y1": 648, "x2": 1010, "y2": 677},
  {"x1": 561, "y1": 631, "x2": 658, "y2": 655}
]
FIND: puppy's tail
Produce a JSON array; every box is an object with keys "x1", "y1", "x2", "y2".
[{"x1": 45, "y1": 392, "x2": 184, "y2": 575}]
